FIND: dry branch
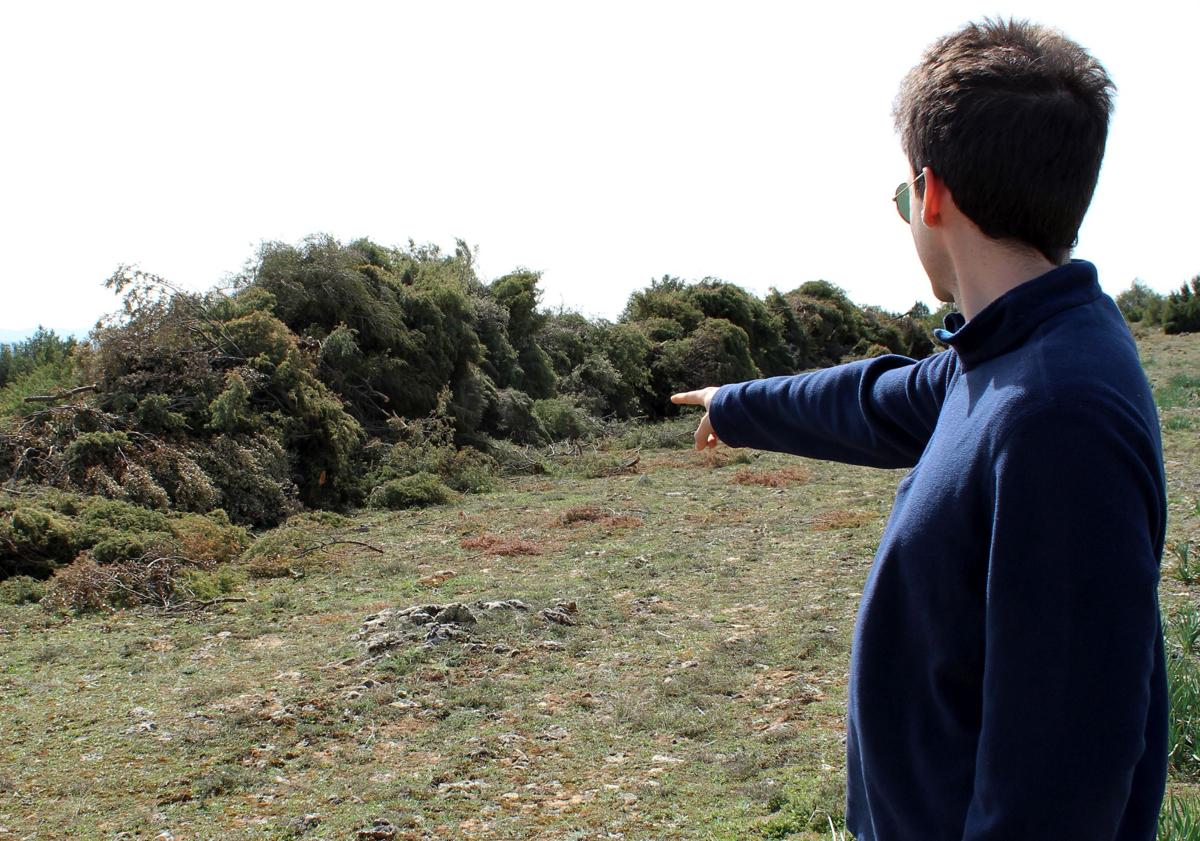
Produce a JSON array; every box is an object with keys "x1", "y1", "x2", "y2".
[{"x1": 23, "y1": 383, "x2": 100, "y2": 404}]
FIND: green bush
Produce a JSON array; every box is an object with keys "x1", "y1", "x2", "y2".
[
  {"x1": 533, "y1": 396, "x2": 594, "y2": 441},
  {"x1": 493, "y1": 388, "x2": 549, "y2": 445},
  {"x1": 440, "y1": 447, "x2": 498, "y2": 493},
  {"x1": 0, "y1": 492, "x2": 250, "y2": 582},
  {"x1": 0, "y1": 506, "x2": 81, "y2": 578},
  {"x1": 1163, "y1": 278, "x2": 1200, "y2": 335},
  {"x1": 614, "y1": 416, "x2": 699, "y2": 451},
  {"x1": 180, "y1": 566, "x2": 244, "y2": 602},
  {"x1": 480, "y1": 436, "x2": 550, "y2": 476},
  {"x1": 0, "y1": 575, "x2": 46, "y2": 605},
  {"x1": 368, "y1": 472, "x2": 458, "y2": 510},
  {"x1": 79, "y1": 497, "x2": 170, "y2": 535}
]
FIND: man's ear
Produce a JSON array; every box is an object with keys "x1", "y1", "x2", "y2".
[{"x1": 920, "y1": 166, "x2": 943, "y2": 226}]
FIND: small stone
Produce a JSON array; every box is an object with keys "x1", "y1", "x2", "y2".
[
  {"x1": 355, "y1": 818, "x2": 397, "y2": 840},
  {"x1": 365, "y1": 632, "x2": 405, "y2": 654},
  {"x1": 434, "y1": 603, "x2": 476, "y2": 625},
  {"x1": 540, "y1": 607, "x2": 577, "y2": 626},
  {"x1": 475, "y1": 598, "x2": 530, "y2": 612}
]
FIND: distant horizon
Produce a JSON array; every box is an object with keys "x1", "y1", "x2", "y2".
[{"x1": 2, "y1": 253, "x2": 1188, "y2": 346}]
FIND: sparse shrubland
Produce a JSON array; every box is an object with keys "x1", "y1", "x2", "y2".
[
  {"x1": 2, "y1": 238, "x2": 1198, "y2": 834},
  {"x1": 0, "y1": 234, "x2": 945, "y2": 556},
  {"x1": 0, "y1": 328, "x2": 1196, "y2": 838}
]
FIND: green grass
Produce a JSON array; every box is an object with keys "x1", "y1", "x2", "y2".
[
  {"x1": 1156, "y1": 374, "x2": 1200, "y2": 410},
  {"x1": 0, "y1": 332, "x2": 1198, "y2": 839}
]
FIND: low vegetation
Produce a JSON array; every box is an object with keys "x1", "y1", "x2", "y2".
[{"x1": 0, "y1": 241, "x2": 1197, "y2": 837}]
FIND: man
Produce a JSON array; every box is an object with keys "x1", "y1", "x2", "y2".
[{"x1": 672, "y1": 19, "x2": 1167, "y2": 841}]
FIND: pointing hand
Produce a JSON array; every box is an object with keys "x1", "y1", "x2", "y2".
[{"x1": 670, "y1": 387, "x2": 721, "y2": 451}]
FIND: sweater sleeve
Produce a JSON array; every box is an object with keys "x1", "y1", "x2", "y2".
[
  {"x1": 961, "y1": 404, "x2": 1164, "y2": 839},
  {"x1": 706, "y1": 350, "x2": 956, "y2": 469}
]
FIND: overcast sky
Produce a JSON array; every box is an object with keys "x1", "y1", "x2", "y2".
[{"x1": 2, "y1": 0, "x2": 1196, "y2": 338}]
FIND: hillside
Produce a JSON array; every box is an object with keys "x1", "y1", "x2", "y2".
[{"x1": 0, "y1": 330, "x2": 1196, "y2": 840}]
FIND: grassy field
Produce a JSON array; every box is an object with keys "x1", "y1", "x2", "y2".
[{"x1": 1, "y1": 330, "x2": 1198, "y2": 841}]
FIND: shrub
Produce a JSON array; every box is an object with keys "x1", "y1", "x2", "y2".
[
  {"x1": 1163, "y1": 278, "x2": 1200, "y2": 335},
  {"x1": 41, "y1": 550, "x2": 204, "y2": 613},
  {"x1": 0, "y1": 492, "x2": 251, "y2": 583},
  {"x1": 368, "y1": 472, "x2": 457, "y2": 510},
  {"x1": 440, "y1": 447, "x2": 498, "y2": 494},
  {"x1": 493, "y1": 388, "x2": 549, "y2": 445},
  {"x1": 239, "y1": 511, "x2": 358, "y2": 578},
  {"x1": 0, "y1": 506, "x2": 81, "y2": 578},
  {"x1": 180, "y1": 566, "x2": 244, "y2": 602},
  {"x1": 1115, "y1": 279, "x2": 1165, "y2": 324},
  {"x1": 480, "y1": 436, "x2": 550, "y2": 476},
  {"x1": 614, "y1": 416, "x2": 698, "y2": 451},
  {"x1": 533, "y1": 397, "x2": 594, "y2": 441},
  {"x1": 0, "y1": 575, "x2": 45, "y2": 605}
]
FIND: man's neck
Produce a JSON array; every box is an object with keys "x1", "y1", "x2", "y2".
[{"x1": 950, "y1": 238, "x2": 1058, "y2": 320}]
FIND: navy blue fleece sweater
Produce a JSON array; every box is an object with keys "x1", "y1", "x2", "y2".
[{"x1": 708, "y1": 260, "x2": 1167, "y2": 841}]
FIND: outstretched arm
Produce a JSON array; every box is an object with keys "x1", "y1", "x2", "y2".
[{"x1": 673, "y1": 350, "x2": 957, "y2": 469}]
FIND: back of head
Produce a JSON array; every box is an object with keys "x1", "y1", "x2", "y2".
[{"x1": 894, "y1": 19, "x2": 1115, "y2": 265}]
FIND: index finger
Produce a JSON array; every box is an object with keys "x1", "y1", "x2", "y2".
[{"x1": 670, "y1": 390, "x2": 707, "y2": 405}]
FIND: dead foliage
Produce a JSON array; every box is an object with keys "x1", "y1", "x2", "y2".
[
  {"x1": 558, "y1": 504, "x2": 605, "y2": 525},
  {"x1": 41, "y1": 550, "x2": 221, "y2": 613},
  {"x1": 600, "y1": 515, "x2": 644, "y2": 530},
  {"x1": 810, "y1": 508, "x2": 876, "y2": 531},
  {"x1": 733, "y1": 465, "x2": 812, "y2": 488},
  {"x1": 554, "y1": 505, "x2": 643, "y2": 532},
  {"x1": 459, "y1": 533, "x2": 543, "y2": 556},
  {"x1": 699, "y1": 449, "x2": 734, "y2": 468}
]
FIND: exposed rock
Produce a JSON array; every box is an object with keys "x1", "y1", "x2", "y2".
[
  {"x1": 355, "y1": 819, "x2": 397, "y2": 840},
  {"x1": 434, "y1": 603, "x2": 476, "y2": 625},
  {"x1": 354, "y1": 598, "x2": 577, "y2": 659},
  {"x1": 473, "y1": 598, "x2": 530, "y2": 612},
  {"x1": 540, "y1": 600, "x2": 579, "y2": 626}
]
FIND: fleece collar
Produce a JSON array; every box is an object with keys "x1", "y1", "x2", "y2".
[{"x1": 933, "y1": 259, "x2": 1103, "y2": 369}]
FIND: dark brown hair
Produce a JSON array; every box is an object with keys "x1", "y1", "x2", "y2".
[{"x1": 894, "y1": 19, "x2": 1115, "y2": 264}]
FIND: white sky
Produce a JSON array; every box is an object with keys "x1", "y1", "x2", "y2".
[{"x1": 2, "y1": 0, "x2": 1197, "y2": 337}]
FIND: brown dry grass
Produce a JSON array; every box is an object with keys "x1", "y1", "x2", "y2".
[
  {"x1": 733, "y1": 464, "x2": 812, "y2": 488},
  {"x1": 554, "y1": 505, "x2": 643, "y2": 532},
  {"x1": 810, "y1": 509, "x2": 876, "y2": 531},
  {"x1": 558, "y1": 504, "x2": 606, "y2": 525},
  {"x1": 459, "y1": 533, "x2": 543, "y2": 556}
]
